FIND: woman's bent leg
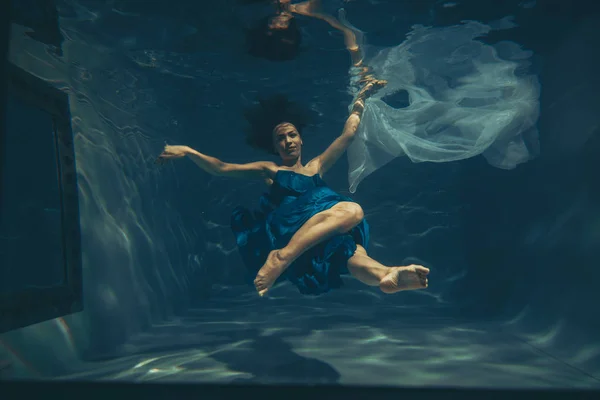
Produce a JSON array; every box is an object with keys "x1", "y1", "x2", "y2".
[{"x1": 254, "y1": 201, "x2": 364, "y2": 296}]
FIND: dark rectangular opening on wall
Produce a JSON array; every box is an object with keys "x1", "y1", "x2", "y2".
[{"x1": 0, "y1": 62, "x2": 83, "y2": 333}]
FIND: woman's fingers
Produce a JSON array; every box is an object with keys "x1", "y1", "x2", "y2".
[
  {"x1": 155, "y1": 150, "x2": 172, "y2": 165},
  {"x1": 156, "y1": 145, "x2": 185, "y2": 165},
  {"x1": 155, "y1": 154, "x2": 168, "y2": 164}
]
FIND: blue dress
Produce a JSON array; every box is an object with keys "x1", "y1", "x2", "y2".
[{"x1": 230, "y1": 170, "x2": 370, "y2": 295}]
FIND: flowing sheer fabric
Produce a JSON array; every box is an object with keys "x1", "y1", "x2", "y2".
[{"x1": 341, "y1": 13, "x2": 541, "y2": 193}]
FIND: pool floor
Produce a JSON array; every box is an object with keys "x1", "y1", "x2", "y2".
[{"x1": 55, "y1": 284, "x2": 599, "y2": 389}]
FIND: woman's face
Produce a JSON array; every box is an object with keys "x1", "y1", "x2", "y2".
[{"x1": 272, "y1": 122, "x2": 302, "y2": 160}]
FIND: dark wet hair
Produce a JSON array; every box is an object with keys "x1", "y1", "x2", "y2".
[
  {"x1": 243, "y1": 94, "x2": 315, "y2": 155},
  {"x1": 246, "y1": 16, "x2": 302, "y2": 61}
]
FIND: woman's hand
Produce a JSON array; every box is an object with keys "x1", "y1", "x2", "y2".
[
  {"x1": 155, "y1": 144, "x2": 190, "y2": 165},
  {"x1": 356, "y1": 77, "x2": 387, "y2": 101}
]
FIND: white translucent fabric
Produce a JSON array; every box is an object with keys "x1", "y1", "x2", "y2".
[{"x1": 342, "y1": 15, "x2": 541, "y2": 193}]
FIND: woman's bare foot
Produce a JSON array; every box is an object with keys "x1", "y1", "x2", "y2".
[
  {"x1": 254, "y1": 250, "x2": 289, "y2": 297},
  {"x1": 379, "y1": 265, "x2": 430, "y2": 294}
]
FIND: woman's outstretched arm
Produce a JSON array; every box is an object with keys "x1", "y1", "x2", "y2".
[{"x1": 156, "y1": 145, "x2": 278, "y2": 180}]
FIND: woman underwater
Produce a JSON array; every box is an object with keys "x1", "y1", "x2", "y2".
[
  {"x1": 156, "y1": 0, "x2": 430, "y2": 297},
  {"x1": 156, "y1": 92, "x2": 429, "y2": 298}
]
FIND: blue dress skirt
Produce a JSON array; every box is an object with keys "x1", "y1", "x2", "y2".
[{"x1": 230, "y1": 170, "x2": 370, "y2": 295}]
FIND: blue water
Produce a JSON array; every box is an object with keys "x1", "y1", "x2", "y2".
[{"x1": 1, "y1": 0, "x2": 600, "y2": 389}]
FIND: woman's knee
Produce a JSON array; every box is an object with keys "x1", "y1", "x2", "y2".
[
  {"x1": 355, "y1": 244, "x2": 367, "y2": 256},
  {"x1": 333, "y1": 202, "x2": 364, "y2": 227}
]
